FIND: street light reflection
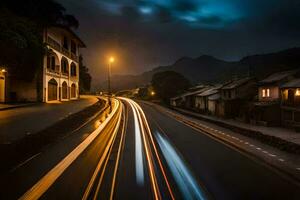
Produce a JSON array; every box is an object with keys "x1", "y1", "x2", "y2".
[{"x1": 155, "y1": 131, "x2": 206, "y2": 200}]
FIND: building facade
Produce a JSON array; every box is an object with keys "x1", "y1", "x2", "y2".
[{"x1": 43, "y1": 26, "x2": 86, "y2": 102}]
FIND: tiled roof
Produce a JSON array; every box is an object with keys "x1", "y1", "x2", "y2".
[
  {"x1": 221, "y1": 77, "x2": 253, "y2": 89},
  {"x1": 259, "y1": 70, "x2": 297, "y2": 84},
  {"x1": 281, "y1": 78, "x2": 300, "y2": 88}
]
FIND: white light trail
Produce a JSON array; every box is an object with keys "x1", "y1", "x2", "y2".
[{"x1": 155, "y1": 131, "x2": 206, "y2": 200}]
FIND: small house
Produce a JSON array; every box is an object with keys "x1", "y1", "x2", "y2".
[
  {"x1": 219, "y1": 77, "x2": 256, "y2": 118},
  {"x1": 280, "y1": 79, "x2": 300, "y2": 129},
  {"x1": 251, "y1": 70, "x2": 298, "y2": 126}
]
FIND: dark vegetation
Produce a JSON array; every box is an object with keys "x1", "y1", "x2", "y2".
[
  {"x1": 0, "y1": 98, "x2": 107, "y2": 173},
  {"x1": 0, "y1": 0, "x2": 91, "y2": 91},
  {"x1": 151, "y1": 71, "x2": 190, "y2": 103},
  {"x1": 79, "y1": 55, "x2": 92, "y2": 93}
]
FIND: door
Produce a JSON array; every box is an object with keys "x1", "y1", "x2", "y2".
[
  {"x1": 62, "y1": 82, "x2": 68, "y2": 99},
  {"x1": 48, "y1": 79, "x2": 58, "y2": 101},
  {"x1": 71, "y1": 83, "x2": 76, "y2": 98},
  {"x1": 0, "y1": 76, "x2": 5, "y2": 103}
]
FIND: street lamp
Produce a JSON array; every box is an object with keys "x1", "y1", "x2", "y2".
[{"x1": 108, "y1": 56, "x2": 114, "y2": 95}]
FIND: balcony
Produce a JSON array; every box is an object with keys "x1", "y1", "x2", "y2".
[{"x1": 46, "y1": 36, "x2": 78, "y2": 62}]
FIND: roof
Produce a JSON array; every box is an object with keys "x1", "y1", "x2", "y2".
[
  {"x1": 196, "y1": 87, "x2": 219, "y2": 97},
  {"x1": 281, "y1": 79, "x2": 300, "y2": 88},
  {"x1": 221, "y1": 77, "x2": 253, "y2": 90},
  {"x1": 171, "y1": 87, "x2": 210, "y2": 100},
  {"x1": 208, "y1": 93, "x2": 220, "y2": 100},
  {"x1": 51, "y1": 25, "x2": 86, "y2": 48},
  {"x1": 259, "y1": 70, "x2": 296, "y2": 84},
  {"x1": 188, "y1": 84, "x2": 211, "y2": 91}
]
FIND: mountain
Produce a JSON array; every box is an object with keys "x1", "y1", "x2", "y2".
[{"x1": 98, "y1": 47, "x2": 300, "y2": 91}]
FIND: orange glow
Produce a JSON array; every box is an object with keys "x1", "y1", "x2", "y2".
[
  {"x1": 296, "y1": 89, "x2": 300, "y2": 96},
  {"x1": 109, "y1": 57, "x2": 115, "y2": 63}
]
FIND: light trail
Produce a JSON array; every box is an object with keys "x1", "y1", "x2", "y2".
[
  {"x1": 19, "y1": 99, "x2": 121, "y2": 200},
  {"x1": 130, "y1": 100, "x2": 161, "y2": 200},
  {"x1": 155, "y1": 131, "x2": 206, "y2": 200},
  {"x1": 133, "y1": 101, "x2": 175, "y2": 200}
]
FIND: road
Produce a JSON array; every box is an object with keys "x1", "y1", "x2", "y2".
[
  {"x1": 0, "y1": 95, "x2": 98, "y2": 143},
  {"x1": 1, "y1": 97, "x2": 300, "y2": 199}
]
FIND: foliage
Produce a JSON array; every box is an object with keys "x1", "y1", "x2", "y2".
[
  {"x1": 151, "y1": 71, "x2": 190, "y2": 104},
  {"x1": 0, "y1": 0, "x2": 79, "y2": 28},
  {"x1": 0, "y1": 0, "x2": 79, "y2": 80},
  {"x1": 0, "y1": 8, "x2": 44, "y2": 80},
  {"x1": 79, "y1": 55, "x2": 92, "y2": 93}
]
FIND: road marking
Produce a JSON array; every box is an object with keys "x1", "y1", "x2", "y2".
[
  {"x1": 19, "y1": 99, "x2": 121, "y2": 200},
  {"x1": 256, "y1": 148, "x2": 261, "y2": 150},
  {"x1": 278, "y1": 158, "x2": 285, "y2": 162},
  {"x1": 269, "y1": 154, "x2": 276, "y2": 157},
  {"x1": 10, "y1": 152, "x2": 41, "y2": 173}
]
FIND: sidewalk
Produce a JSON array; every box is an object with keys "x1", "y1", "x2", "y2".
[
  {"x1": 0, "y1": 96, "x2": 100, "y2": 143},
  {"x1": 173, "y1": 107, "x2": 300, "y2": 154}
]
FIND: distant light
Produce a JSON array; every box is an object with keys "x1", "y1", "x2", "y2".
[
  {"x1": 151, "y1": 91, "x2": 155, "y2": 96},
  {"x1": 296, "y1": 89, "x2": 300, "y2": 96},
  {"x1": 109, "y1": 57, "x2": 114, "y2": 63},
  {"x1": 1, "y1": 69, "x2": 6, "y2": 73}
]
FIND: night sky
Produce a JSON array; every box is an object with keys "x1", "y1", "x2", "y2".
[{"x1": 57, "y1": 0, "x2": 300, "y2": 86}]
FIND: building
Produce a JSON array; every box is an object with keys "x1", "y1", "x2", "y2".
[
  {"x1": 251, "y1": 70, "x2": 298, "y2": 126},
  {"x1": 170, "y1": 85, "x2": 210, "y2": 108},
  {"x1": 43, "y1": 26, "x2": 86, "y2": 102},
  {"x1": 280, "y1": 79, "x2": 300, "y2": 129},
  {"x1": 0, "y1": 26, "x2": 86, "y2": 103},
  {"x1": 195, "y1": 86, "x2": 220, "y2": 114},
  {"x1": 0, "y1": 68, "x2": 6, "y2": 103},
  {"x1": 219, "y1": 77, "x2": 256, "y2": 118}
]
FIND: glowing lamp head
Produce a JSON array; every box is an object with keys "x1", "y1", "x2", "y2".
[
  {"x1": 151, "y1": 91, "x2": 155, "y2": 96},
  {"x1": 296, "y1": 89, "x2": 300, "y2": 96},
  {"x1": 1, "y1": 69, "x2": 6, "y2": 73},
  {"x1": 109, "y1": 57, "x2": 114, "y2": 63}
]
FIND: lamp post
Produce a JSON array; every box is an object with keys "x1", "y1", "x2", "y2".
[{"x1": 108, "y1": 56, "x2": 114, "y2": 95}]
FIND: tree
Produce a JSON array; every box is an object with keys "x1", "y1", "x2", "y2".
[
  {"x1": 0, "y1": 0, "x2": 79, "y2": 80},
  {"x1": 151, "y1": 71, "x2": 190, "y2": 104},
  {"x1": 79, "y1": 55, "x2": 92, "y2": 93}
]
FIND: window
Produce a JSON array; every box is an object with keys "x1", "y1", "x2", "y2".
[
  {"x1": 262, "y1": 88, "x2": 270, "y2": 98},
  {"x1": 47, "y1": 55, "x2": 56, "y2": 71},
  {"x1": 63, "y1": 36, "x2": 69, "y2": 50},
  {"x1": 61, "y1": 57, "x2": 69, "y2": 74},
  {"x1": 71, "y1": 40, "x2": 77, "y2": 54},
  {"x1": 71, "y1": 63, "x2": 76, "y2": 76}
]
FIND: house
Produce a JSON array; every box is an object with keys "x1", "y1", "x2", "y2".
[
  {"x1": 251, "y1": 70, "x2": 298, "y2": 126},
  {"x1": 0, "y1": 26, "x2": 86, "y2": 103},
  {"x1": 219, "y1": 77, "x2": 257, "y2": 118},
  {"x1": 280, "y1": 79, "x2": 300, "y2": 129},
  {"x1": 170, "y1": 85, "x2": 209, "y2": 108},
  {"x1": 195, "y1": 86, "x2": 220, "y2": 114}
]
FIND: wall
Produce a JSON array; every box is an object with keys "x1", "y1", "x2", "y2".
[
  {"x1": 10, "y1": 78, "x2": 38, "y2": 102},
  {"x1": 258, "y1": 86, "x2": 279, "y2": 102}
]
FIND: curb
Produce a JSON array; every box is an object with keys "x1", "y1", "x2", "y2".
[
  {"x1": 172, "y1": 107, "x2": 300, "y2": 155},
  {"x1": 0, "y1": 103, "x2": 39, "y2": 111}
]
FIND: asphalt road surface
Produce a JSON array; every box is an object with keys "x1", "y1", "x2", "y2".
[{"x1": 1, "y1": 97, "x2": 300, "y2": 200}]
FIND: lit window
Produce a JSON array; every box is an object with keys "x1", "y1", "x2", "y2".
[
  {"x1": 262, "y1": 88, "x2": 270, "y2": 98},
  {"x1": 266, "y1": 89, "x2": 270, "y2": 97},
  {"x1": 262, "y1": 89, "x2": 266, "y2": 97}
]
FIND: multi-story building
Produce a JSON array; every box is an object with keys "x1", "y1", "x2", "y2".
[
  {"x1": 0, "y1": 25, "x2": 86, "y2": 103},
  {"x1": 43, "y1": 25, "x2": 86, "y2": 102}
]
